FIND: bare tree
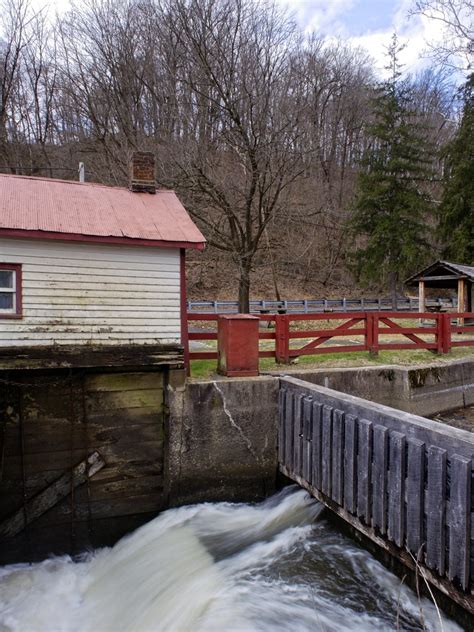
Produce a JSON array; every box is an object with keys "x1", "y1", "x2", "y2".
[
  {"x1": 0, "y1": 0, "x2": 463, "y2": 303},
  {"x1": 161, "y1": 0, "x2": 308, "y2": 311},
  {"x1": 0, "y1": 0, "x2": 33, "y2": 169},
  {"x1": 410, "y1": 0, "x2": 474, "y2": 70}
]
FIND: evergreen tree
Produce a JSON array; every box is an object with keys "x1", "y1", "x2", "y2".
[
  {"x1": 349, "y1": 36, "x2": 435, "y2": 303},
  {"x1": 438, "y1": 74, "x2": 474, "y2": 264}
]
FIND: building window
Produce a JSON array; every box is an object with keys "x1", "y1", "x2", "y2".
[{"x1": 0, "y1": 264, "x2": 22, "y2": 318}]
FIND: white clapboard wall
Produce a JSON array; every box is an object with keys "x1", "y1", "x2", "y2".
[{"x1": 0, "y1": 237, "x2": 181, "y2": 346}]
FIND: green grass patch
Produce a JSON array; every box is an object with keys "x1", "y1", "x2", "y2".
[{"x1": 190, "y1": 347, "x2": 474, "y2": 380}]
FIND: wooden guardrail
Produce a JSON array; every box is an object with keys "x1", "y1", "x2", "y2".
[
  {"x1": 187, "y1": 297, "x2": 457, "y2": 314},
  {"x1": 187, "y1": 312, "x2": 474, "y2": 364},
  {"x1": 279, "y1": 376, "x2": 474, "y2": 613}
]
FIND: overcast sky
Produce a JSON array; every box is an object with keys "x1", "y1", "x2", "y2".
[
  {"x1": 280, "y1": 0, "x2": 447, "y2": 77},
  {"x1": 36, "y1": 0, "x2": 462, "y2": 80}
]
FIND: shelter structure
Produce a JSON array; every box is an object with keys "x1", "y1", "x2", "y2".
[{"x1": 405, "y1": 260, "x2": 474, "y2": 314}]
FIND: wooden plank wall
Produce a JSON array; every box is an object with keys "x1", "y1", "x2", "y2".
[
  {"x1": 0, "y1": 237, "x2": 181, "y2": 346},
  {"x1": 279, "y1": 377, "x2": 474, "y2": 612},
  {"x1": 0, "y1": 368, "x2": 166, "y2": 562}
]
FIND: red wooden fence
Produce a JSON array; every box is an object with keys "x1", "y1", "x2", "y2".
[{"x1": 187, "y1": 312, "x2": 474, "y2": 365}]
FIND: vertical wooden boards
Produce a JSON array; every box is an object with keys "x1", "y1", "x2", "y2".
[
  {"x1": 387, "y1": 431, "x2": 406, "y2": 548},
  {"x1": 372, "y1": 425, "x2": 388, "y2": 534},
  {"x1": 406, "y1": 438, "x2": 425, "y2": 556},
  {"x1": 278, "y1": 388, "x2": 286, "y2": 465},
  {"x1": 448, "y1": 455, "x2": 472, "y2": 590},
  {"x1": 343, "y1": 414, "x2": 357, "y2": 514},
  {"x1": 293, "y1": 395, "x2": 304, "y2": 478},
  {"x1": 311, "y1": 402, "x2": 323, "y2": 489},
  {"x1": 277, "y1": 379, "x2": 474, "y2": 599},
  {"x1": 357, "y1": 419, "x2": 372, "y2": 524},
  {"x1": 302, "y1": 397, "x2": 313, "y2": 482},
  {"x1": 321, "y1": 405, "x2": 333, "y2": 497},
  {"x1": 426, "y1": 446, "x2": 447, "y2": 575},
  {"x1": 285, "y1": 392, "x2": 295, "y2": 473},
  {"x1": 331, "y1": 410, "x2": 344, "y2": 505}
]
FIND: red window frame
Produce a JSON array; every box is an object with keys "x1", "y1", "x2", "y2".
[{"x1": 0, "y1": 263, "x2": 22, "y2": 319}]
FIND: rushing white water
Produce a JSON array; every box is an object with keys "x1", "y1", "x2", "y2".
[{"x1": 0, "y1": 487, "x2": 464, "y2": 632}]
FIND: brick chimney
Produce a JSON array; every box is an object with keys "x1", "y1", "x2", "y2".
[{"x1": 129, "y1": 151, "x2": 156, "y2": 194}]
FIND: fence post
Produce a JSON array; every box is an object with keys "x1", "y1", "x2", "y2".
[
  {"x1": 441, "y1": 313, "x2": 452, "y2": 354},
  {"x1": 365, "y1": 313, "x2": 373, "y2": 353},
  {"x1": 275, "y1": 314, "x2": 290, "y2": 364},
  {"x1": 371, "y1": 313, "x2": 379, "y2": 356},
  {"x1": 436, "y1": 314, "x2": 443, "y2": 355}
]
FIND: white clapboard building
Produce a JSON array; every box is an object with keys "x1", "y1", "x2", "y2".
[{"x1": 0, "y1": 153, "x2": 205, "y2": 347}]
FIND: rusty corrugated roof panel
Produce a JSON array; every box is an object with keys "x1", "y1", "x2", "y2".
[{"x1": 0, "y1": 174, "x2": 205, "y2": 249}]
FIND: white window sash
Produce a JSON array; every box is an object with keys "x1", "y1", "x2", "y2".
[{"x1": 0, "y1": 270, "x2": 17, "y2": 313}]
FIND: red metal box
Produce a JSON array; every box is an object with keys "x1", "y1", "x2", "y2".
[{"x1": 217, "y1": 314, "x2": 259, "y2": 377}]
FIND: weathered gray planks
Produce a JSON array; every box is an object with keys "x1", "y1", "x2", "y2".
[
  {"x1": 285, "y1": 392, "x2": 295, "y2": 472},
  {"x1": 372, "y1": 425, "x2": 388, "y2": 534},
  {"x1": 387, "y1": 431, "x2": 406, "y2": 547},
  {"x1": 278, "y1": 388, "x2": 287, "y2": 465},
  {"x1": 321, "y1": 405, "x2": 333, "y2": 497},
  {"x1": 278, "y1": 376, "x2": 474, "y2": 602},
  {"x1": 426, "y1": 446, "x2": 447, "y2": 575},
  {"x1": 448, "y1": 455, "x2": 472, "y2": 590},
  {"x1": 302, "y1": 397, "x2": 313, "y2": 482},
  {"x1": 406, "y1": 438, "x2": 425, "y2": 556},
  {"x1": 294, "y1": 395, "x2": 305, "y2": 478},
  {"x1": 343, "y1": 414, "x2": 357, "y2": 514},
  {"x1": 311, "y1": 402, "x2": 323, "y2": 488},
  {"x1": 357, "y1": 419, "x2": 372, "y2": 524},
  {"x1": 331, "y1": 410, "x2": 344, "y2": 505}
]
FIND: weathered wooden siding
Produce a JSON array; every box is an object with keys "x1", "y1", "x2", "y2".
[
  {"x1": 279, "y1": 376, "x2": 474, "y2": 615},
  {"x1": 0, "y1": 368, "x2": 166, "y2": 562},
  {"x1": 0, "y1": 237, "x2": 181, "y2": 345}
]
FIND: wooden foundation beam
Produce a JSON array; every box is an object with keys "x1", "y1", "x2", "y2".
[{"x1": 0, "y1": 451, "x2": 105, "y2": 538}]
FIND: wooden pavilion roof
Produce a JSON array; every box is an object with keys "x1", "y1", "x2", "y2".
[{"x1": 405, "y1": 260, "x2": 474, "y2": 287}]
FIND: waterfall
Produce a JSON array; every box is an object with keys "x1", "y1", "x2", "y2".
[{"x1": 0, "y1": 488, "x2": 461, "y2": 632}]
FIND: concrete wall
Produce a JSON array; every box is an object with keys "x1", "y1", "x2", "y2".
[
  {"x1": 166, "y1": 359, "x2": 473, "y2": 508},
  {"x1": 166, "y1": 374, "x2": 279, "y2": 506},
  {"x1": 271, "y1": 358, "x2": 474, "y2": 417}
]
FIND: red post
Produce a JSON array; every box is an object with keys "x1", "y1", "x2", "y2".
[
  {"x1": 371, "y1": 313, "x2": 379, "y2": 356},
  {"x1": 366, "y1": 313, "x2": 373, "y2": 353},
  {"x1": 441, "y1": 313, "x2": 452, "y2": 354},
  {"x1": 217, "y1": 314, "x2": 259, "y2": 377},
  {"x1": 436, "y1": 314, "x2": 443, "y2": 354},
  {"x1": 275, "y1": 314, "x2": 290, "y2": 364}
]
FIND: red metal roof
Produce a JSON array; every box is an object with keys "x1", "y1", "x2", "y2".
[{"x1": 0, "y1": 174, "x2": 205, "y2": 249}]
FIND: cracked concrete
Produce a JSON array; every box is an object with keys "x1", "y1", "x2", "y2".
[
  {"x1": 166, "y1": 359, "x2": 474, "y2": 507},
  {"x1": 212, "y1": 381, "x2": 264, "y2": 466},
  {"x1": 166, "y1": 376, "x2": 279, "y2": 506}
]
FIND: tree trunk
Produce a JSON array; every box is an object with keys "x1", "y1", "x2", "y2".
[
  {"x1": 265, "y1": 228, "x2": 281, "y2": 302},
  {"x1": 238, "y1": 261, "x2": 251, "y2": 313}
]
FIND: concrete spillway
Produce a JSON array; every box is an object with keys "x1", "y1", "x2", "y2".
[{"x1": 0, "y1": 488, "x2": 461, "y2": 632}]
